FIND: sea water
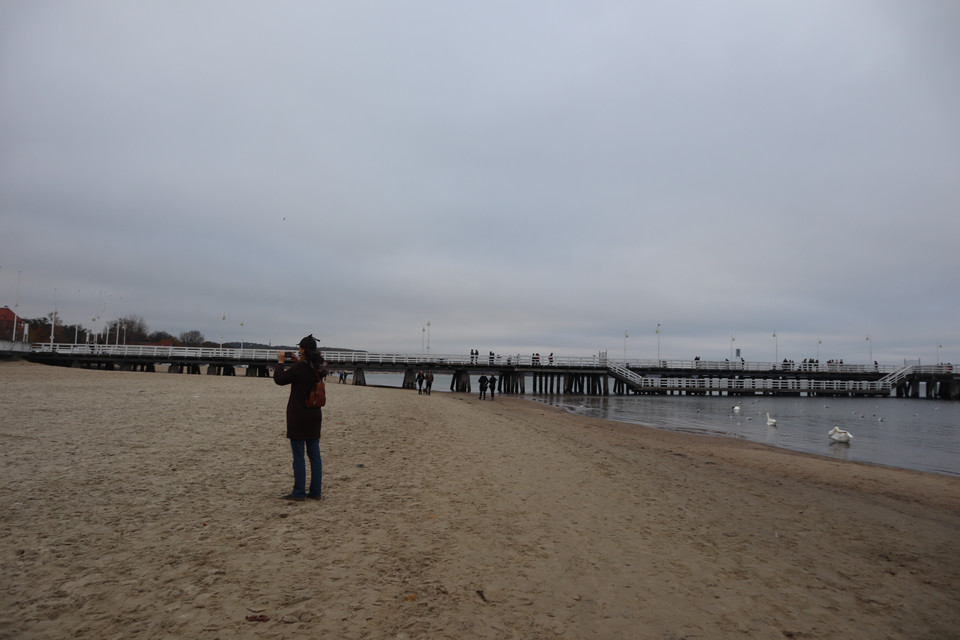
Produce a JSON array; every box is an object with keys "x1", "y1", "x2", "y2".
[{"x1": 356, "y1": 373, "x2": 960, "y2": 477}]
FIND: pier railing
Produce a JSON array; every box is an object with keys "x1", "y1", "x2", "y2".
[
  {"x1": 880, "y1": 364, "x2": 955, "y2": 386},
  {"x1": 31, "y1": 343, "x2": 283, "y2": 361},
  {"x1": 607, "y1": 362, "x2": 890, "y2": 394},
  {"x1": 28, "y1": 343, "x2": 900, "y2": 375},
  {"x1": 24, "y1": 343, "x2": 908, "y2": 376}
]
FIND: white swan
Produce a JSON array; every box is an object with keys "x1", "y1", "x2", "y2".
[
  {"x1": 733, "y1": 402, "x2": 741, "y2": 413},
  {"x1": 766, "y1": 413, "x2": 777, "y2": 426},
  {"x1": 828, "y1": 426, "x2": 853, "y2": 443}
]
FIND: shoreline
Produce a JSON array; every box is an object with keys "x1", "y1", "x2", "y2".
[
  {"x1": 2, "y1": 361, "x2": 959, "y2": 638},
  {"x1": 533, "y1": 395, "x2": 960, "y2": 483},
  {"x1": 361, "y1": 371, "x2": 960, "y2": 478}
]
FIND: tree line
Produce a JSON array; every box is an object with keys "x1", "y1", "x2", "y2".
[{"x1": 4, "y1": 311, "x2": 219, "y2": 347}]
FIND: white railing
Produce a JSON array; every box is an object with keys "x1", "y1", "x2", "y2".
[
  {"x1": 31, "y1": 343, "x2": 284, "y2": 361},
  {"x1": 26, "y1": 345, "x2": 634, "y2": 368},
  {"x1": 608, "y1": 371, "x2": 891, "y2": 394},
  {"x1": 608, "y1": 362, "x2": 891, "y2": 393},
  {"x1": 0, "y1": 339, "x2": 31, "y2": 353},
  {"x1": 320, "y1": 351, "x2": 606, "y2": 368},
  {"x1": 608, "y1": 362, "x2": 646, "y2": 387},
  {"x1": 621, "y1": 358, "x2": 897, "y2": 375},
  {"x1": 880, "y1": 364, "x2": 956, "y2": 386},
  {"x1": 28, "y1": 343, "x2": 907, "y2": 376}
]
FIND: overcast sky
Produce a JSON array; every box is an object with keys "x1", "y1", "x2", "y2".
[{"x1": 2, "y1": 1, "x2": 958, "y2": 364}]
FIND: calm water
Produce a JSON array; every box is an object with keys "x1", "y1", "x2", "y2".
[{"x1": 359, "y1": 373, "x2": 960, "y2": 477}]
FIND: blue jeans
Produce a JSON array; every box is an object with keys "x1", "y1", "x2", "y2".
[{"x1": 290, "y1": 438, "x2": 322, "y2": 498}]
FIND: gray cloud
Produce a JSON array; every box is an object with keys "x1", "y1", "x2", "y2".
[{"x1": 2, "y1": 1, "x2": 958, "y2": 364}]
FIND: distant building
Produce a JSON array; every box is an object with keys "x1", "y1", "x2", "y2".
[{"x1": 0, "y1": 306, "x2": 27, "y2": 340}]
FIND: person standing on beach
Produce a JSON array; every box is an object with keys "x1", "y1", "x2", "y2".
[
  {"x1": 416, "y1": 370, "x2": 425, "y2": 395},
  {"x1": 478, "y1": 374, "x2": 488, "y2": 399},
  {"x1": 487, "y1": 373, "x2": 496, "y2": 400},
  {"x1": 425, "y1": 370, "x2": 434, "y2": 395},
  {"x1": 274, "y1": 334, "x2": 325, "y2": 501}
]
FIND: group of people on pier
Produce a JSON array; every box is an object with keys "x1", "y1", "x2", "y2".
[{"x1": 470, "y1": 349, "x2": 555, "y2": 366}]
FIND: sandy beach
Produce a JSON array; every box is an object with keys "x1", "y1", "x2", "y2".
[{"x1": 1, "y1": 360, "x2": 959, "y2": 639}]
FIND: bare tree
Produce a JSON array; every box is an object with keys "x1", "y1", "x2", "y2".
[
  {"x1": 111, "y1": 315, "x2": 149, "y2": 344},
  {"x1": 179, "y1": 330, "x2": 205, "y2": 346}
]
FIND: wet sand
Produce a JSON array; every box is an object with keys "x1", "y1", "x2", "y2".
[{"x1": 1, "y1": 360, "x2": 959, "y2": 639}]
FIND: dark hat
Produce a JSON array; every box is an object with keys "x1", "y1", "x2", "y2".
[{"x1": 298, "y1": 334, "x2": 318, "y2": 351}]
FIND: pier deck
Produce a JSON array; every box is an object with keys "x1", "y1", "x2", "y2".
[{"x1": 20, "y1": 344, "x2": 959, "y2": 400}]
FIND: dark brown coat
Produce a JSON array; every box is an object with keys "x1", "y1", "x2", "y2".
[{"x1": 273, "y1": 361, "x2": 323, "y2": 440}]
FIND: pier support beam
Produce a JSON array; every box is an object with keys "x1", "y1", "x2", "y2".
[
  {"x1": 939, "y1": 379, "x2": 959, "y2": 400},
  {"x1": 450, "y1": 370, "x2": 472, "y2": 393}
]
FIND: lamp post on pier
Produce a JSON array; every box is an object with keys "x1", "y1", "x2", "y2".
[
  {"x1": 866, "y1": 335, "x2": 872, "y2": 363},
  {"x1": 817, "y1": 338, "x2": 821, "y2": 361},
  {"x1": 426, "y1": 321, "x2": 431, "y2": 355},
  {"x1": 13, "y1": 270, "x2": 21, "y2": 341},
  {"x1": 773, "y1": 331, "x2": 778, "y2": 363},
  {"x1": 730, "y1": 335, "x2": 735, "y2": 360},
  {"x1": 623, "y1": 330, "x2": 628, "y2": 362},
  {"x1": 50, "y1": 288, "x2": 58, "y2": 347},
  {"x1": 937, "y1": 343, "x2": 942, "y2": 364},
  {"x1": 656, "y1": 324, "x2": 661, "y2": 361}
]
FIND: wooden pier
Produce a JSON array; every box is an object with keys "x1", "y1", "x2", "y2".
[{"x1": 21, "y1": 344, "x2": 960, "y2": 400}]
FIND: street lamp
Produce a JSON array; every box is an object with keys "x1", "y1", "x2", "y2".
[
  {"x1": 817, "y1": 338, "x2": 821, "y2": 361},
  {"x1": 240, "y1": 321, "x2": 245, "y2": 350},
  {"x1": 426, "y1": 321, "x2": 431, "y2": 354},
  {"x1": 937, "y1": 343, "x2": 942, "y2": 364},
  {"x1": 220, "y1": 313, "x2": 226, "y2": 349},
  {"x1": 623, "y1": 330, "x2": 629, "y2": 362},
  {"x1": 421, "y1": 326, "x2": 425, "y2": 354},
  {"x1": 50, "y1": 287, "x2": 58, "y2": 347},
  {"x1": 656, "y1": 323, "x2": 661, "y2": 361},
  {"x1": 730, "y1": 335, "x2": 735, "y2": 360},
  {"x1": 866, "y1": 335, "x2": 872, "y2": 363},
  {"x1": 773, "y1": 331, "x2": 778, "y2": 363},
  {"x1": 13, "y1": 269, "x2": 21, "y2": 341}
]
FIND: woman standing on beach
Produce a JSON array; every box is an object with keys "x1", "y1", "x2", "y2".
[{"x1": 274, "y1": 334, "x2": 325, "y2": 501}]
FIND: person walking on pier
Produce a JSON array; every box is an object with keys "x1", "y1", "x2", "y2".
[
  {"x1": 479, "y1": 374, "x2": 488, "y2": 399},
  {"x1": 274, "y1": 334, "x2": 325, "y2": 501},
  {"x1": 488, "y1": 374, "x2": 497, "y2": 400}
]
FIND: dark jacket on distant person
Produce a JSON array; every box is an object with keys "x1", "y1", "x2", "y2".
[{"x1": 274, "y1": 360, "x2": 323, "y2": 440}]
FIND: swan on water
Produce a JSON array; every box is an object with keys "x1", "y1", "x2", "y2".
[
  {"x1": 733, "y1": 402, "x2": 741, "y2": 413},
  {"x1": 766, "y1": 413, "x2": 777, "y2": 426},
  {"x1": 828, "y1": 426, "x2": 853, "y2": 443}
]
